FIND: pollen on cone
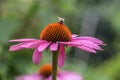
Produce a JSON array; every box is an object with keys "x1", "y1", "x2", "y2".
[{"x1": 40, "y1": 23, "x2": 72, "y2": 42}]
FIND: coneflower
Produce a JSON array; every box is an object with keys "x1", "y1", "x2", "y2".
[
  {"x1": 15, "y1": 64, "x2": 83, "y2": 80},
  {"x1": 9, "y1": 17, "x2": 105, "y2": 80}
]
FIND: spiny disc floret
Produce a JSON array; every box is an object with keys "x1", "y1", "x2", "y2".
[{"x1": 40, "y1": 17, "x2": 72, "y2": 42}]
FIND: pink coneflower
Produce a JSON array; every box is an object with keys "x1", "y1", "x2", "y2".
[
  {"x1": 9, "y1": 17, "x2": 105, "y2": 67},
  {"x1": 15, "y1": 64, "x2": 83, "y2": 80}
]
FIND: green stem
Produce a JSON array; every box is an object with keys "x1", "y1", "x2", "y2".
[{"x1": 52, "y1": 51, "x2": 59, "y2": 80}]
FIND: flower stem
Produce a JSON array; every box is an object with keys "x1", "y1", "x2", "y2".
[{"x1": 52, "y1": 51, "x2": 59, "y2": 80}]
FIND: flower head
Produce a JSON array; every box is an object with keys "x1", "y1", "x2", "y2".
[
  {"x1": 9, "y1": 17, "x2": 105, "y2": 67},
  {"x1": 40, "y1": 17, "x2": 72, "y2": 42},
  {"x1": 15, "y1": 64, "x2": 83, "y2": 80}
]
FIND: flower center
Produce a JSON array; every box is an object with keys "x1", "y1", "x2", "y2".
[
  {"x1": 38, "y1": 64, "x2": 60, "y2": 77},
  {"x1": 40, "y1": 17, "x2": 72, "y2": 42}
]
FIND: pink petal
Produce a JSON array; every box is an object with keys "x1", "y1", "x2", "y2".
[
  {"x1": 9, "y1": 38, "x2": 37, "y2": 42},
  {"x1": 32, "y1": 49, "x2": 42, "y2": 65},
  {"x1": 72, "y1": 34, "x2": 78, "y2": 38},
  {"x1": 59, "y1": 40, "x2": 103, "y2": 53},
  {"x1": 46, "y1": 75, "x2": 61, "y2": 80},
  {"x1": 77, "y1": 46, "x2": 96, "y2": 53},
  {"x1": 72, "y1": 36, "x2": 104, "y2": 45},
  {"x1": 20, "y1": 42, "x2": 38, "y2": 48},
  {"x1": 50, "y1": 43, "x2": 58, "y2": 51},
  {"x1": 77, "y1": 40, "x2": 103, "y2": 50},
  {"x1": 58, "y1": 44, "x2": 65, "y2": 67},
  {"x1": 30, "y1": 40, "x2": 49, "y2": 48},
  {"x1": 38, "y1": 42, "x2": 51, "y2": 52},
  {"x1": 59, "y1": 71, "x2": 83, "y2": 80},
  {"x1": 9, "y1": 41, "x2": 41, "y2": 51},
  {"x1": 9, "y1": 43, "x2": 25, "y2": 51},
  {"x1": 15, "y1": 74, "x2": 42, "y2": 80},
  {"x1": 21, "y1": 40, "x2": 45, "y2": 49},
  {"x1": 59, "y1": 41, "x2": 82, "y2": 46}
]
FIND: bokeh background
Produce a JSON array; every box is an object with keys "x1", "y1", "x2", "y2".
[{"x1": 0, "y1": 0, "x2": 120, "y2": 80}]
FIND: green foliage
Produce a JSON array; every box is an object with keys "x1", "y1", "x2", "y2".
[
  {"x1": 0, "y1": 0, "x2": 120, "y2": 80},
  {"x1": 0, "y1": 20, "x2": 20, "y2": 44}
]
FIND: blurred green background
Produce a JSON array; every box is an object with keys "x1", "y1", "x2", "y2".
[{"x1": 0, "y1": 0, "x2": 120, "y2": 80}]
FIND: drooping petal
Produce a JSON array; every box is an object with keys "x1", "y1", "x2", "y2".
[
  {"x1": 9, "y1": 41, "x2": 42, "y2": 51},
  {"x1": 59, "y1": 39, "x2": 103, "y2": 53},
  {"x1": 58, "y1": 44, "x2": 65, "y2": 67},
  {"x1": 76, "y1": 40, "x2": 103, "y2": 50},
  {"x1": 15, "y1": 74, "x2": 42, "y2": 80},
  {"x1": 50, "y1": 43, "x2": 58, "y2": 51},
  {"x1": 84, "y1": 41, "x2": 103, "y2": 50},
  {"x1": 59, "y1": 41, "x2": 82, "y2": 46},
  {"x1": 59, "y1": 71, "x2": 83, "y2": 80},
  {"x1": 20, "y1": 40, "x2": 45, "y2": 49},
  {"x1": 72, "y1": 36, "x2": 104, "y2": 45},
  {"x1": 32, "y1": 49, "x2": 42, "y2": 65},
  {"x1": 9, "y1": 43, "x2": 25, "y2": 51},
  {"x1": 9, "y1": 38, "x2": 37, "y2": 42},
  {"x1": 20, "y1": 41, "x2": 38, "y2": 48},
  {"x1": 38, "y1": 42, "x2": 51, "y2": 52},
  {"x1": 77, "y1": 46, "x2": 96, "y2": 53}
]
